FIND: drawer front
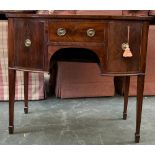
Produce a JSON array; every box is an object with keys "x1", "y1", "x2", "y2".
[
  {"x1": 49, "y1": 21, "x2": 107, "y2": 43},
  {"x1": 14, "y1": 19, "x2": 45, "y2": 70},
  {"x1": 106, "y1": 21, "x2": 142, "y2": 73}
]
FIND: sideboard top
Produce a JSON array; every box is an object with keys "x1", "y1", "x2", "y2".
[{"x1": 6, "y1": 13, "x2": 154, "y2": 21}]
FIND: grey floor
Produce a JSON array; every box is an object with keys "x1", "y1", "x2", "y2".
[{"x1": 0, "y1": 96, "x2": 155, "y2": 145}]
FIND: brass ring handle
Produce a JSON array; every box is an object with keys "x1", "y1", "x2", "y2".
[
  {"x1": 57, "y1": 28, "x2": 66, "y2": 36},
  {"x1": 25, "y1": 39, "x2": 31, "y2": 47},
  {"x1": 87, "y1": 28, "x2": 95, "y2": 37}
]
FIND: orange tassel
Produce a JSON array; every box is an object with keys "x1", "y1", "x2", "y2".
[
  {"x1": 123, "y1": 46, "x2": 133, "y2": 58},
  {"x1": 122, "y1": 26, "x2": 133, "y2": 58}
]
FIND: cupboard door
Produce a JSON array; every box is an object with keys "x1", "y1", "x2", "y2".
[
  {"x1": 107, "y1": 21, "x2": 142, "y2": 74},
  {"x1": 14, "y1": 19, "x2": 45, "y2": 70}
]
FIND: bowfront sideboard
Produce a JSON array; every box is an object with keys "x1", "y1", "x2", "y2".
[{"x1": 6, "y1": 13, "x2": 153, "y2": 143}]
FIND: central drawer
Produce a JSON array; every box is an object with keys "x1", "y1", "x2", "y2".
[{"x1": 48, "y1": 21, "x2": 107, "y2": 43}]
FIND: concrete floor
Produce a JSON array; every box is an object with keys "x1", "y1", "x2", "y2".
[{"x1": 0, "y1": 96, "x2": 155, "y2": 145}]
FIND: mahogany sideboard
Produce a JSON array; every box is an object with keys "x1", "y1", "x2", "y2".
[{"x1": 6, "y1": 13, "x2": 153, "y2": 143}]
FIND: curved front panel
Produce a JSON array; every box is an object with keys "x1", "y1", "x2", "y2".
[
  {"x1": 13, "y1": 19, "x2": 45, "y2": 70},
  {"x1": 106, "y1": 21, "x2": 143, "y2": 74}
]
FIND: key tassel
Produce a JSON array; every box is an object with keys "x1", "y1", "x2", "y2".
[
  {"x1": 123, "y1": 45, "x2": 133, "y2": 58},
  {"x1": 123, "y1": 46, "x2": 133, "y2": 57},
  {"x1": 122, "y1": 26, "x2": 133, "y2": 58}
]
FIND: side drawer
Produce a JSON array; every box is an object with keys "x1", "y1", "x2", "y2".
[{"x1": 13, "y1": 19, "x2": 45, "y2": 70}]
